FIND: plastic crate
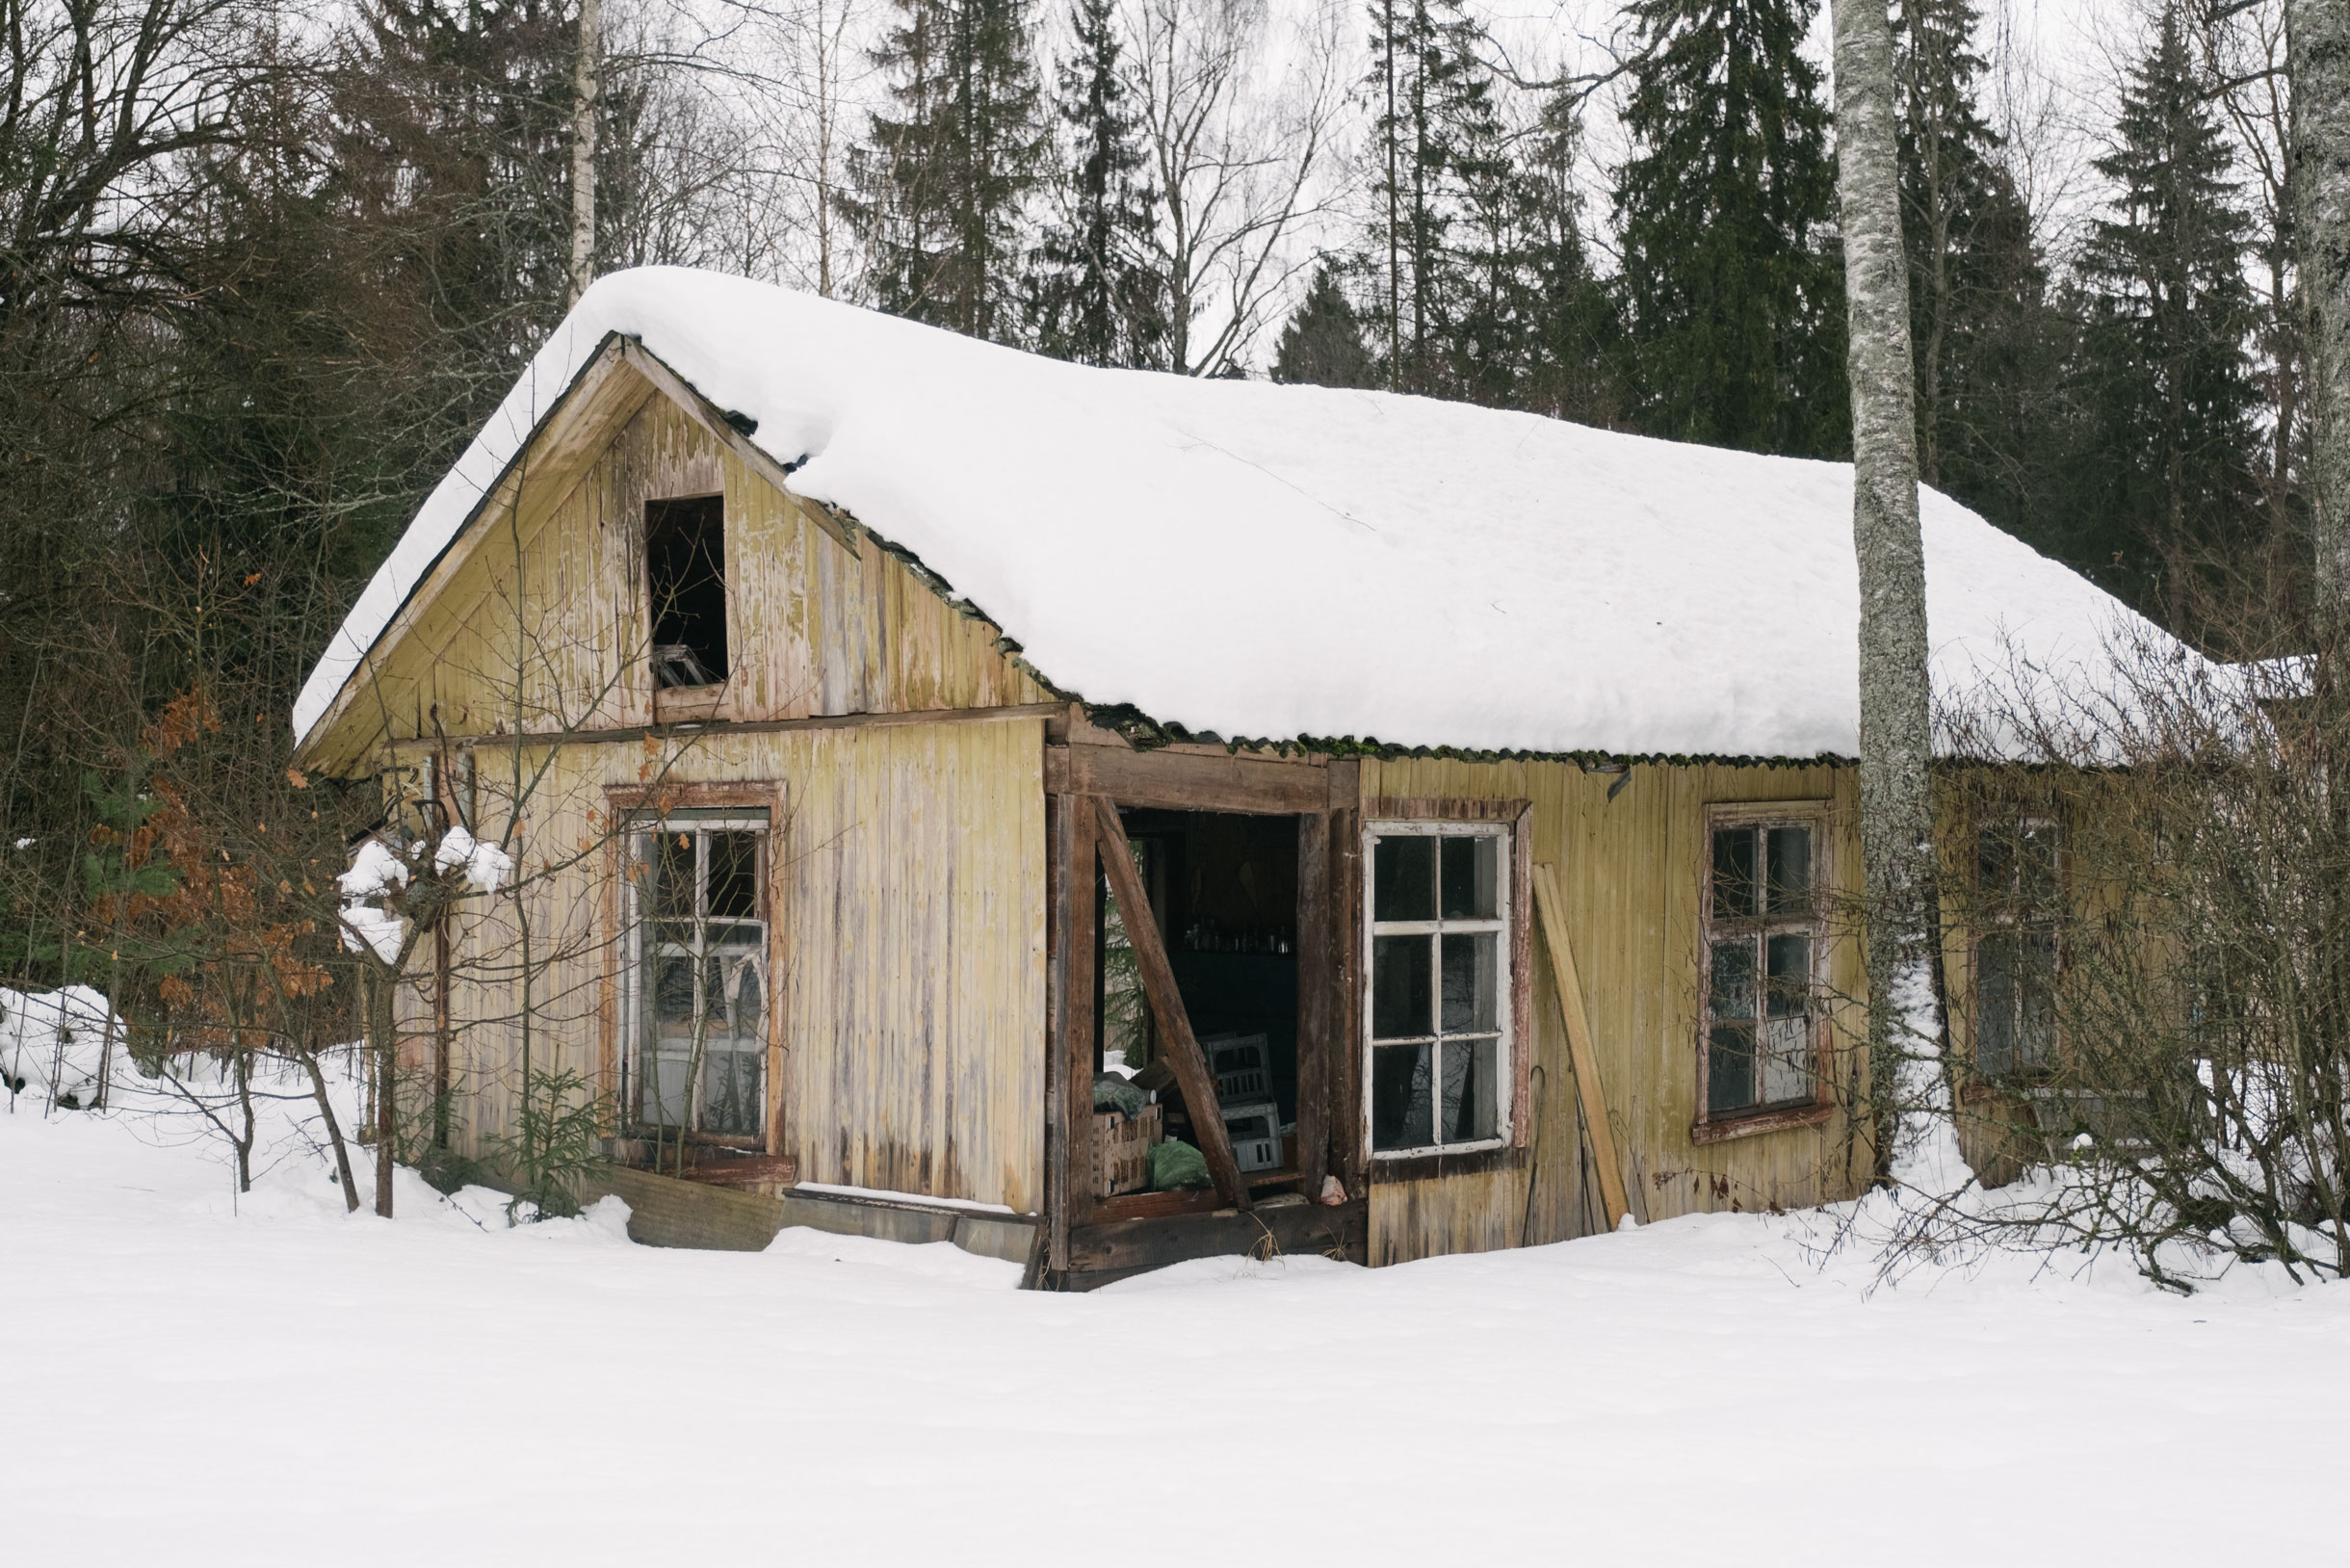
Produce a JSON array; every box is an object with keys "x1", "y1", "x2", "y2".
[
  {"x1": 1091, "y1": 1102, "x2": 1162, "y2": 1197},
  {"x1": 1219, "y1": 1098, "x2": 1283, "y2": 1173},
  {"x1": 1202, "y1": 1032, "x2": 1271, "y2": 1102}
]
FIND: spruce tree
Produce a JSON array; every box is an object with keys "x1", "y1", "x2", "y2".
[
  {"x1": 2074, "y1": 4, "x2": 2259, "y2": 617},
  {"x1": 1517, "y1": 84, "x2": 1619, "y2": 423},
  {"x1": 1361, "y1": 0, "x2": 1520, "y2": 398},
  {"x1": 1612, "y1": 0, "x2": 1845, "y2": 457},
  {"x1": 1892, "y1": 0, "x2": 2071, "y2": 559},
  {"x1": 1271, "y1": 261, "x2": 1375, "y2": 388},
  {"x1": 846, "y1": 0, "x2": 1047, "y2": 341},
  {"x1": 1027, "y1": 0, "x2": 1165, "y2": 367}
]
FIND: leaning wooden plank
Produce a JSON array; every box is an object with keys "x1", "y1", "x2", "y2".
[
  {"x1": 1091, "y1": 796, "x2": 1252, "y2": 1211},
  {"x1": 1532, "y1": 863, "x2": 1632, "y2": 1230}
]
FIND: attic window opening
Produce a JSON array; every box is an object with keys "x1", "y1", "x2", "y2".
[{"x1": 646, "y1": 494, "x2": 728, "y2": 688}]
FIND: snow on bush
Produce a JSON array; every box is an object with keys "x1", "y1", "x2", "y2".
[
  {"x1": 1, "y1": 985, "x2": 123, "y2": 1108},
  {"x1": 338, "y1": 827, "x2": 513, "y2": 964},
  {"x1": 431, "y1": 824, "x2": 513, "y2": 894}
]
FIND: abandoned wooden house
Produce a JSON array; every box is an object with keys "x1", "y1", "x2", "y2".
[{"x1": 291, "y1": 267, "x2": 2167, "y2": 1287}]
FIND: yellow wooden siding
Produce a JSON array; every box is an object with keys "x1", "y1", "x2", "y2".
[
  {"x1": 1361, "y1": 756, "x2": 1871, "y2": 1266},
  {"x1": 311, "y1": 373, "x2": 1048, "y2": 766},
  {"x1": 411, "y1": 719, "x2": 1049, "y2": 1214}
]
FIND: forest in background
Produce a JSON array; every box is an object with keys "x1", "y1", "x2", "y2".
[{"x1": 0, "y1": 0, "x2": 2311, "y2": 1017}]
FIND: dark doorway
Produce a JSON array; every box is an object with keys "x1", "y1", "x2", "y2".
[{"x1": 1104, "y1": 807, "x2": 1303, "y2": 1169}]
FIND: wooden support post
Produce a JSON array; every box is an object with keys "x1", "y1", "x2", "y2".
[
  {"x1": 1294, "y1": 809, "x2": 1331, "y2": 1197},
  {"x1": 1091, "y1": 796, "x2": 1251, "y2": 1211},
  {"x1": 1051, "y1": 791, "x2": 1098, "y2": 1259},
  {"x1": 1532, "y1": 863, "x2": 1631, "y2": 1230}
]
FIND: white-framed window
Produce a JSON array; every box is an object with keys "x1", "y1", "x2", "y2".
[
  {"x1": 1363, "y1": 822, "x2": 1513, "y2": 1158},
  {"x1": 1975, "y1": 816, "x2": 2059, "y2": 1078},
  {"x1": 624, "y1": 808, "x2": 770, "y2": 1138},
  {"x1": 1701, "y1": 806, "x2": 1827, "y2": 1120}
]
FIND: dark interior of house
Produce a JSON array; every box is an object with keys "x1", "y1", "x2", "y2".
[
  {"x1": 1096, "y1": 807, "x2": 1304, "y2": 1198},
  {"x1": 645, "y1": 494, "x2": 729, "y2": 687}
]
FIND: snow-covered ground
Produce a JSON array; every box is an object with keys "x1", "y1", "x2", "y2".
[{"x1": 6, "y1": 1083, "x2": 2345, "y2": 1566}]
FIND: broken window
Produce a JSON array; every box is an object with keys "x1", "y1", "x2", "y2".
[
  {"x1": 1365, "y1": 823, "x2": 1511, "y2": 1156},
  {"x1": 1975, "y1": 817, "x2": 2059, "y2": 1077},
  {"x1": 1702, "y1": 811, "x2": 1824, "y2": 1119},
  {"x1": 645, "y1": 494, "x2": 728, "y2": 688},
  {"x1": 627, "y1": 809, "x2": 769, "y2": 1138}
]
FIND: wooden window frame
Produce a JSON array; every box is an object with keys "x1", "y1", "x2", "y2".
[
  {"x1": 601, "y1": 781, "x2": 787, "y2": 1157},
  {"x1": 1970, "y1": 812, "x2": 2063, "y2": 1083},
  {"x1": 1692, "y1": 800, "x2": 1834, "y2": 1145},
  {"x1": 620, "y1": 807, "x2": 773, "y2": 1147},
  {"x1": 1358, "y1": 801, "x2": 1533, "y2": 1170}
]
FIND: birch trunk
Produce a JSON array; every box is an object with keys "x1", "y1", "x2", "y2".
[
  {"x1": 2289, "y1": 0, "x2": 2350, "y2": 643},
  {"x1": 566, "y1": 0, "x2": 600, "y2": 309},
  {"x1": 1832, "y1": 0, "x2": 1956, "y2": 1187}
]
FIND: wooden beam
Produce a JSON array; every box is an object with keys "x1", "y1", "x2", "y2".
[
  {"x1": 382, "y1": 701, "x2": 1063, "y2": 758},
  {"x1": 1294, "y1": 809, "x2": 1331, "y2": 1197},
  {"x1": 1531, "y1": 862, "x2": 1631, "y2": 1230},
  {"x1": 1056, "y1": 745, "x2": 1327, "y2": 815},
  {"x1": 1091, "y1": 796, "x2": 1251, "y2": 1210},
  {"x1": 1056, "y1": 793, "x2": 1099, "y2": 1244}
]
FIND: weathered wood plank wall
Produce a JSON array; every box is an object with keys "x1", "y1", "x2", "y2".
[
  {"x1": 316, "y1": 369, "x2": 1048, "y2": 766},
  {"x1": 421, "y1": 720, "x2": 1048, "y2": 1213},
  {"x1": 1359, "y1": 756, "x2": 1870, "y2": 1265}
]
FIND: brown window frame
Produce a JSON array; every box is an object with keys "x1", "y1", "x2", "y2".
[
  {"x1": 1692, "y1": 800, "x2": 1834, "y2": 1144},
  {"x1": 1970, "y1": 812, "x2": 2063, "y2": 1082},
  {"x1": 619, "y1": 804, "x2": 775, "y2": 1150}
]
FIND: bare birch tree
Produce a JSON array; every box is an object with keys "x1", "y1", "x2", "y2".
[
  {"x1": 2288, "y1": 0, "x2": 2349, "y2": 648},
  {"x1": 1126, "y1": 0, "x2": 1346, "y2": 375},
  {"x1": 570, "y1": 0, "x2": 603, "y2": 306},
  {"x1": 1832, "y1": 0, "x2": 1955, "y2": 1185}
]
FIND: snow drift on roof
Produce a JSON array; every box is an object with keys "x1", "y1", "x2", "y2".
[{"x1": 294, "y1": 266, "x2": 2173, "y2": 759}]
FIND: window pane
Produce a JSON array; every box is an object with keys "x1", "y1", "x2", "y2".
[
  {"x1": 707, "y1": 831, "x2": 760, "y2": 919},
  {"x1": 1765, "y1": 826, "x2": 1812, "y2": 913},
  {"x1": 1373, "y1": 835, "x2": 1436, "y2": 922},
  {"x1": 1441, "y1": 833, "x2": 1500, "y2": 920},
  {"x1": 1371, "y1": 1042, "x2": 1434, "y2": 1151},
  {"x1": 2018, "y1": 822, "x2": 2059, "y2": 913},
  {"x1": 1441, "y1": 931, "x2": 1499, "y2": 1033},
  {"x1": 730, "y1": 957, "x2": 764, "y2": 1037},
  {"x1": 2018, "y1": 930, "x2": 2057, "y2": 1070},
  {"x1": 1442, "y1": 1037, "x2": 1501, "y2": 1143},
  {"x1": 701, "y1": 1045, "x2": 763, "y2": 1137},
  {"x1": 1760, "y1": 1016, "x2": 1812, "y2": 1104},
  {"x1": 1765, "y1": 932, "x2": 1812, "y2": 1018},
  {"x1": 1710, "y1": 937, "x2": 1757, "y2": 1023},
  {"x1": 1711, "y1": 827, "x2": 1758, "y2": 920},
  {"x1": 654, "y1": 954, "x2": 696, "y2": 1028},
  {"x1": 1708, "y1": 1024, "x2": 1756, "y2": 1112},
  {"x1": 647, "y1": 1052, "x2": 692, "y2": 1127},
  {"x1": 1976, "y1": 824, "x2": 2012, "y2": 902},
  {"x1": 1978, "y1": 931, "x2": 2017, "y2": 1075},
  {"x1": 1371, "y1": 934, "x2": 1433, "y2": 1038},
  {"x1": 652, "y1": 831, "x2": 695, "y2": 922}
]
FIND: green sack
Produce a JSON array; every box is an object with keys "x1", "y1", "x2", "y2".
[
  {"x1": 1092, "y1": 1072, "x2": 1146, "y2": 1118},
  {"x1": 1148, "y1": 1138, "x2": 1212, "y2": 1191}
]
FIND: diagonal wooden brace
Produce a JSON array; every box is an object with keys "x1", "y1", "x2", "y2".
[{"x1": 1091, "y1": 796, "x2": 1251, "y2": 1211}]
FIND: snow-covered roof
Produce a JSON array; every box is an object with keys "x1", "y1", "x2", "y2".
[{"x1": 295, "y1": 266, "x2": 2172, "y2": 760}]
